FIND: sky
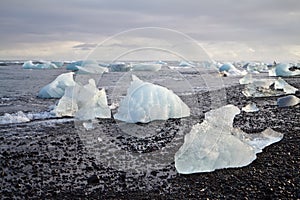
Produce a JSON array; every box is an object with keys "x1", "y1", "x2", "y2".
[{"x1": 0, "y1": 0, "x2": 300, "y2": 61}]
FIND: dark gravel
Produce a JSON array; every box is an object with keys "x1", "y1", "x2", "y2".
[{"x1": 0, "y1": 77, "x2": 299, "y2": 199}]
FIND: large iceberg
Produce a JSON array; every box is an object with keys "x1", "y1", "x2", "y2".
[
  {"x1": 38, "y1": 72, "x2": 76, "y2": 98},
  {"x1": 272, "y1": 63, "x2": 300, "y2": 77},
  {"x1": 277, "y1": 95, "x2": 300, "y2": 107},
  {"x1": 242, "y1": 77, "x2": 298, "y2": 97},
  {"x1": 114, "y1": 75, "x2": 190, "y2": 123},
  {"x1": 22, "y1": 60, "x2": 60, "y2": 69},
  {"x1": 54, "y1": 79, "x2": 111, "y2": 120},
  {"x1": 175, "y1": 105, "x2": 283, "y2": 174}
]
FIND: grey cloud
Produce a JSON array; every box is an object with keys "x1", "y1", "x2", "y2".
[
  {"x1": 72, "y1": 43, "x2": 97, "y2": 50},
  {"x1": 0, "y1": 0, "x2": 299, "y2": 59}
]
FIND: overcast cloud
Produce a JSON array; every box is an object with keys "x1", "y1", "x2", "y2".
[{"x1": 0, "y1": 0, "x2": 299, "y2": 61}]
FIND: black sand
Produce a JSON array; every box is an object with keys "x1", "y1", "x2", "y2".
[{"x1": 0, "y1": 77, "x2": 299, "y2": 199}]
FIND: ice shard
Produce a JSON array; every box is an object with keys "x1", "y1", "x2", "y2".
[
  {"x1": 114, "y1": 75, "x2": 190, "y2": 123},
  {"x1": 277, "y1": 95, "x2": 300, "y2": 107},
  {"x1": 242, "y1": 103, "x2": 259, "y2": 112},
  {"x1": 175, "y1": 105, "x2": 283, "y2": 174},
  {"x1": 242, "y1": 78, "x2": 298, "y2": 97},
  {"x1": 239, "y1": 74, "x2": 253, "y2": 85},
  {"x1": 54, "y1": 79, "x2": 111, "y2": 120}
]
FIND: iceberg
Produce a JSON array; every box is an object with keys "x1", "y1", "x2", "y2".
[
  {"x1": 219, "y1": 63, "x2": 247, "y2": 76},
  {"x1": 66, "y1": 61, "x2": 83, "y2": 71},
  {"x1": 51, "y1": 61, "x2": 64, "y2": 68},
  {"x1": 174, "y1": 105, "x2": 283, "y2": 174},
  {"x1": 242, "y1": 77, "x2": 298, "y2": 97},
  {"x1": 114, "y1": 75, "x2": 190, "y2": 123},
  {"x1": 245, "y1": 62, "x2": 269, "y2": 73},
  {"x1": 38, "y1": 72, "x2": 76, "y2": 98},
  {"x1": 22, "y1": 60, "x2": 59, "y2": 69},
  {"x1": 76, "y1": 64, "x2": 108, "y2": 74},
  {"x1": 54, "y1": 79, "x2": 111, "y2": 120},
  {"x1": 179, "y1": 60, "x2": 194, "y2": 67},
  {"x1": 108, "y1": 62, "x2": 131, "y2": 72},
  {"x1": 242, "y1": 103, "x2": 259, "y2": 112},
  {"x1": 277, "y1": 95, "x2": 300, "y2": 107},
  {"x1": 66, "y1": 60, "x2": 109, "y2": 74},
  {"x1": 131, "y1": 63, "x2": 162, "y2": 71},
  {"x1": 274, "y1": 63, "x2": 300, "y2": 77},
  {"x1": 155, "y1": 60, "x2": 167, "y2": 65}
]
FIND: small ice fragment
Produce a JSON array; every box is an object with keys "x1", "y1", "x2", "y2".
[
  {"x1": 38, "y1": 72, "x2": 76, "y2": 98},
  {"x1": 179, "y1": 60, "x2": 194, "y2": 67},
  {"x1": 0, "y1": 111, "x2": 30, "y2": 124},
  {"x1": 242, "y1": 103, "x2": 259, "y2": 112},
  {"x1": 242, "y1": 77, "x2": 297, "y2": 97},
  {"x1": 277, "y1": 95, "x2": 300, "y2": 107},
  {"x1": 114, "y1": 75, "x2": 190, "y2": 123},
  {"x1": 83, "y1": 121, "x2": 94, "y2": 130},
  {"x1": 97, "y1": 137, "x2": 103, "y2": 142},
  {"x1": 239, "y1": 74, "x2": 253, "y2": 85},
  {"x1": 175, "y1": 105, "x2": 283, "y2": 174},
  {"x1": 274, "y1": 78, "x2": 298, "y2": 94}
]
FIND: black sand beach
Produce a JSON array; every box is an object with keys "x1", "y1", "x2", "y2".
[{"x1": 0, "y1": 66, "x2": 299, "y2": 199}]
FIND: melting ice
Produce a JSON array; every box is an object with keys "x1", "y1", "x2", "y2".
[
  {"x1": 272, "y1": 63, "x2": 300, "y2": 77},
  {"x1": 277, "y1": 95, "x2": 300, "y2": 107},
  {"x1": 175, "y1": 105, "x2": 283, "y2": 174},
  {"x1": 242, "y1": 77, "x2": 298, "y2": 97},
  {"x1": 54, "y1": 79, "x2": 111, "y2": 120},
  {"x1": 22, "y1": 60, "x2": 62, "y2": 69},
  {"x1": 38, "y1": 72, "x2": 76, "y2": 98},
  {"x1": 219, "y1": 63, "x2": 247, "y2": 76},
  {"x1": 242, "y1": 103, "x2": 259, "y2": 112},
  {"x1": 114, "y1": 75, "x2": 190, "y2": 123},
  {"x1": 0, "y1": 111, "x2": 56, "y2": 125}
]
